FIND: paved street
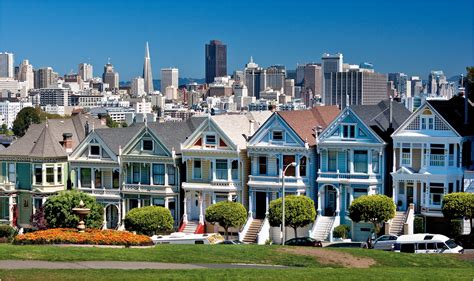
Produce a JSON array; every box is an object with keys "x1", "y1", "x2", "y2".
[{"x1": 0, "y1": 260, "x2": 288, "y2": 270}]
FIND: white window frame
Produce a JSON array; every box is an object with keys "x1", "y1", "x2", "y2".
[
  {"x1": 421, "y1": 116, "x2": 434, "y2": 130},
  {"x1": 193, "y1": 159, "x2": 202, "y2": 179},
  {"x1": 204, "y1": 134, "x2": 217, "y2": 147},
  {"x1": 341, "y1": 124, "x2": 356, "y2": 139},
  {"x1": 401, "y1": 147, "x2": 411, "y2": 166},
  {"x1": 272, "y1": 130, "x2": 284, "y2": 142},
  {"x1": 8, "y1": 163, "x2": 16, "y2": 184}
]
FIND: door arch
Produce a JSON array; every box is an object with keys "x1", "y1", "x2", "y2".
[
  {"x1": 105, "y1": 204, "x2": 119, "y2": 229},
  {"x1": 324, "y1": 185, "x2": 337, "y2": 216}
]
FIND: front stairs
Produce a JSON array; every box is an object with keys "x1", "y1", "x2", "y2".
[
  {"x1": 182, "y1": 221, "x2": 199, "y2": 234},
  {"x1": 389, "y1": 211, "x2": 406, "y2": 236},
  {"x1": 242, "y1": 219, "x2": 263, "y2": 244},
  {"x1": 312, "y1": 216, "x2": 335, "y2": 241}
]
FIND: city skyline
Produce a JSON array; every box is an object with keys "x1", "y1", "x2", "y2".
[{"x1": 0, "y1": 0, "x2": 473, "y2": 81}]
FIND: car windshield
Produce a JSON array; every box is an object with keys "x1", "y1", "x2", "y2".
[
  {"x1": 445, "y1": 239, "x2": 459, "y2": 249},
  {"x1": 306, "y1": 237, "x2": 316, "y2": 242}
]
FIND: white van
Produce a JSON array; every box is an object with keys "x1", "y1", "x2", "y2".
[
  {"x1": 393, "y1": 234, "x2": 463, "y2": 254},
  {"x1": 151, "y1": 232, "x2": 224, "y2": 245}
]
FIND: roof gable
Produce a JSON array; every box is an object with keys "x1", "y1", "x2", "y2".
[
  {"x1": 248, "y1": 113, "x2": 306, "y2": 148},
  {"x1": 70, "y1": 131, "x2": 117, "y2": 161},
  {"x1": 122, "y1": 126, "x2": 171, "y2": 157},
  {"x1": 181, "y1": 117, "x2": 238, "y2": 151}
]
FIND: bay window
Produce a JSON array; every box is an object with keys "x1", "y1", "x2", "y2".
[
  {"x1": 167, "y1": 165, "x2": 176, "y2": 185},
  {"x1": 132, "y1": 163, "x2": 140, "y2": 184},
  {"x1": 216, "y1": 159, "x2": 228, "y2": 180},
  {"x1": 231, "y1": 160, "x2": 238, "y2": 180},
  {"x1": 299, "y1": 156, "x2": 307, "y2": 177},
  {"x1": 354, "y1": 150, "x2": 368, "y2": 173},
  {"x1": 328, "y1": 151, "x2": 337, "y2": 172},
  {"x1": 0, "y1": 197, "x2": 8, "y2": 220},
  {"x1": 81, "y1": 168, "x2": 91, "y2": 188},
  {"x1": 8, "y1": 163, "x2": 15, "y2": 184},
  {"x1": 57, "y1": 166, "x2": 62, "y2": 184},
  {"x1": 34, "y1": 165, "x2": 42, "y2": 184},
  {"x1": 258, "y1": 156, "x2": 267, "y2": 175},
  {"x1": 372, "y1": 152, "x2": 379, "y2": 173},
  {"x1": 429, "y1": 183, "x2": 444, "y2": 206},
  {"x1": 283, "y1": 155, "x2": 295, "y2": 176},
  {"x1": 141, "y1": 164, "x2": 150, "y2": 185},
  {"x1": 193, "y1": 160, "x2": 202, "y2": 179},
  {"x1": 153, "y1": 164, "x2": 165, "y2": 185}
]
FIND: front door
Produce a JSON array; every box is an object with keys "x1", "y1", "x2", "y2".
[
  {"x1": 106, "y1": 205, "x2": 119, "y2": 229},
  {"x1": 190, "y1": 191, "x2": 200, "y2": 221},
  {"x1": 255, "y1": 192, "x2": 267, "y2": 219},
  {"x1": 325, "y1": 186, "x2": 336, "y2": 216},
  {"x1": 407, "y1": 183, "x2": 414, "y2": 207}
]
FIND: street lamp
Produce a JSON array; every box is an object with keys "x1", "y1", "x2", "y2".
[{"x1": 282, "y1": 161, "x2": 296, "y2": 245}]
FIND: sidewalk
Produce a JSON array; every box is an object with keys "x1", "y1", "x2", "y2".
[{"x1": 0, "y1": 260, "x2": 288, "y2": 270}]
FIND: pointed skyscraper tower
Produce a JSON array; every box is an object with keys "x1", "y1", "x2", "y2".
[{"x1": 143, "y1": 42, "x2": 154, "y2": 93}]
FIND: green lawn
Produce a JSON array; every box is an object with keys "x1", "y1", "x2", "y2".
[{"x1": 0, "y1": 268, "x2": 472, "y2": 281}]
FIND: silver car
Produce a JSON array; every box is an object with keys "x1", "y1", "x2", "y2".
[{"x1": 372, "y1": 235, "x2": 398, "y2": 250}]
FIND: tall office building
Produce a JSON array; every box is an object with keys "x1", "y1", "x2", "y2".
[
  {"x1": 303, "y1": 63, "x2": 322, "y2": 99},
  {"x1": 296, "y1": 64, "x2": 305, "y2": 86},
  {"x1": 321, "y1": 53, "x2": 343, "y2": 104},
  {"x1": 78, "y1": 63, "x2": 93, "y2": 81},
  {"x1": 428, "y1": 70, "x2": 447, "y2": 95},
  {"x1": 102, "y1": 61, "x2": 119, "y2": 90},
  {"x1": 205, "y1": 40, "x2": 227, "y2": 84},
  {"x1": 326, "y1": 70, "x2": 388, "y2": 108},
  {"x1": 161, "y1": 68, "x2": 178, "y2": 94},
  {"x1": 131, "y1": 77, "x2": 145, "y2": 97},
  {"x1": 18, "y1": 60, "x2": 34, "y2": 90},
  {"x1": 284, "y1": 79, "x2": 295, "y2": 97},
  {"x1": 143, "y1": 42, "x2": 154, "y2": 93},
  {"x1": 243, "y1": 57, "x2": 265, "y2": 99},
  {"x1": 388, "y1": 72, "x2": 408, "y2": 97},
  {"x1": 265, "y1": 65, "x2": 286, "y2": 92},
  {"x1": 0, "y1": 52, "x2": 14, "y2": 78},
  {"x1": 34, "y1": 67, "x2": 57, "y2": 89}
]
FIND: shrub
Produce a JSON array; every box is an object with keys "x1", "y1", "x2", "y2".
[
  {"x1": 442, "y1": 192, "x2": 474, "y2": 234},
  {"x1": 30, "y1": 206, "x2": 47, "y2": 230},
  {"x1": 349, "y1": 194, "x2": 396, "y2": 237},
  {"x1": 124, "y1": 206, "x2": 174, "y2": 236},
  {"x1": 450, "y1": 219, "x2": 463, "y2": 238},
  {"x1": 268, "y1": 195, "x2": 316, "y2": 239},
  {"x1": 0, "y1": 224, "x2": 16, "y2": 240},
  {"x1": 414, "y1": 216, "x2": 425, "y2": 233},
  {"x1": 44, "y1": 190, "x2": 104, "y2": 229},
  {"x1": 333, "y1": 224, "x2": 350, "y2": 239},
  {"x1": 205, "y1": 201, "x2": 247, "y2": 240},
  {"x1": 14, "y1": 228, "x2": 153, "y2": 246}
]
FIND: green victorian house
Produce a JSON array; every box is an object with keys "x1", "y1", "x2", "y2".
[{"x1": 0, "y1": 113, "x2": 105, "y2": 228}]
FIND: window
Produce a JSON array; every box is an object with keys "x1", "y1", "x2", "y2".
[
  {"x1": 216, "y1": 194, "x2": 228, "y2": 203},
  {"x1": 153, "y1": 164, "x2": 165, "y2": 185},
  {"x1": 328, "y1": 151, "x2": 337, "y2": 172},
  {"x1": 128, "y1": 199, "x2": 138, "y2": 211},
  {"x1": 299, "y1": 156, "x2": 307, "y2": 177},
  {"x1": 141, "y1": 164, "x2": 150, "y2": 185},
  {"x1": 400, "y1": 243, "x2": 415, "y2": 253},
  {"x1": 94, "y1": 169, "x2": 102, "y2": 188},
  {"x1": 430, "y1": 144, "x2": 445, "y2": 166},
  {"x1": 231, "y1": 160, "x2": 238, "y2": 180},
  {"x1": 216, "y1": 159, "x2": 228, "y2": 180},
  {"x1": 342, "y1": 125, "x2": 355, "y2": 139},
  {"x1": 354, "y1": 151, "x2": 368, "y2": 173},
  {"x1": 372, "y1": 153, "x2": 379, "y2": 173},
  {"x1": 426, "y1": 243, "x2": 436, "y2": 250},
  {"x1": 153, "y1": 198, "x2": 165, "y2": 207},
  {"x1": 81, "y1": 168, "x2": 91, "y2": 188},
  {"x1": 401, "y1": 147, "x2": 411, "y2": 166},
  {"x1": 45, "y1": 167, "x2": 54, "y2": 184},
  {"x1": 90, "y1": 145, "x2": 100, "y2": 156},
  {"x1": 56, "y1": 166, "x2": 62, "y2": 184},
  {"x1": 193, "y1": 160, "x2": 202, "y2": 179},
  {"x1": 421, "y1": 117, "x2": 434, "y2": 130},
  {"x1": 33, "y1": 198, "x2": 43, "y2": 213},
  {"x1": 142, "y1": 140, "x2": 153, "y2": 151},
  {"x1": 112, "y1": 170, "x2": 120, "y2": 188},
  {"x1": 132, "y1": 163, "x2": 140, "y2": 184},
  {"x1": 418, "y1": 243, "x2": 426, "y2": 250},
  {"x1": 430, "y1": 183, "x2": 444, "y2": 206},
  {"x1": 272, "y1": 131, "x2": 283, "y2": 141},
  {"x1": 258, "y1": 156, "x2": 267, "y2": 175},
  {"x1": 283, "y1": 155, "x2": 295, "y2": 176},
  {"x1": 0, "y1": 197, "x2": 9, "y2": 220},
  {"x1": 205, "y1": 135, "x2": 216, "y2": 146},
  {"x1": 167, "y1": 165, "x2": 176, "y2": 185},
  {"x1": 8, "y1": 163, "x2": 15, "y2": 183},
  {"x1": 34, "y1": 165, "x2": 42, "y2": 184}
]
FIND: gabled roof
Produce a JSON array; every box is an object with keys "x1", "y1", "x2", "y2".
[
  {"x1": 427, "y1": 95, "x2": 474, "y2": 136},
  {"x1": 94, "y1": 125, "x2": 144, "y2": 155},
  {"x1": 350, "y1": 100, "x2": 411, "y2": 138},
  {"x1": 277, "y1": 106, "x2": 340, "y2": 145}
]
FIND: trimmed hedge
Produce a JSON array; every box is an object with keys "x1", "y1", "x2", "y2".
[
  {"x1": 333, "y1": 224, "x2": 350, "y2": 239},
  {"x1": 0, "y1": 224, "x2": 16, "y2": 241},
  {"x1": 124, "y1": 206, "x2": 174, "y2": 236}
]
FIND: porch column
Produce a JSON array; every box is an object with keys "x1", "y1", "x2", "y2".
[
  {"x1": 265, "y1": 192, "x2": 269, "y2": 215},
  {"x1": 103, "y1": 207, "x2": 107, "y2": 229},
  {"x1": 227, "y1": 159, "x2": 232, "y2": 181},
  {"x1": 295, "y1": 155, "x2": 300, "y2": 177},
  {"x1": 164, "y1": 197, "x2": 169, "y2": 209},
  {"x1": 248, "y1": 191, "x2": 253, "y2": 216},
  {"x1": 349, "y1": 149, "x2": 354, "y2": 173},
  {"x1": 164, "y1": 164, "x2": 168, "y2": 186},
  {"x1": 392, "y1": 145, "x2": 397, "y2": 172},
  {"x1": 198, "y1": 193, "x2": 204, "y2": 224},
  {"x1": 368, "y1": 150, "x2": 373, "y2": 174},
  {"x1": 8, "y1": 196, "x2": 14, "y2": 226},
  {"x1": 78, "y1": 168, "x2": 81, "y2": 188},
  {"x1": 183, "y1": 192, "x2": 188, "y2": 223},
  {"x1": 335, "y1": 186, "x2": 340, "y2": 216},
  {"x1": 121, "y1": 199, "x2": 126, "y2": 220},
  {"x1": 91, "y1": 168, "x2": 95, "y2": 189},
  {"x1": 349, "y1": 187, "x2": 354, "y2": 205},
  {"x1": 317, "y1": 185, "x2": 322, "y2": 215},
  {"x1": 42, "y1": 165, "x2": 46, "y2": 186},
  {"x1": 150, "y1": 164, "x2": 153, "y2": 185},
  {"x1": 393, "y1": 180, "x2": 398, "y2": 205}
]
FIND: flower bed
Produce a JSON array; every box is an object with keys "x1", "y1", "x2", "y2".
[{"x1": 14, "y1": 228, "x2": 153, "y2": 246}]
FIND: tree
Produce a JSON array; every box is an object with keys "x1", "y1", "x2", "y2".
[
  {"x1": 205, "y1": 201, "x2": 247, "y2": 240},
  {"x1": 442, "y1": 192, "x2": 474, "y2": 234},
  {"x1": 121, "y1": 121, "x2": 128, "y2": 128},
  {"x1": 43, "y1": 190, "x2": 104, "y2": 229},
  {"x1": 124, "y1": 206, "x2": 174, "y2": 236},
  {"x1": 105, "y1": 115, "x2": 119, "y2": 128},
  {"x1": 268, "y1": 195, "x2": 316, "y2": 239},
  {"x1": 12, "y1": 107, "x2": 41, "y2": 137},
  {"x1": 349, "y1": 194, "x2": 396, "y2": 237}
]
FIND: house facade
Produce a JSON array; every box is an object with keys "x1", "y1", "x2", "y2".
[{"x1": 391, "y1": 96, "x2": 474, "y2": 233}]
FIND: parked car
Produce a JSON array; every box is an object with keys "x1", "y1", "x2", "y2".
[
  {"x1": 152, "y1": 232, "x2": 224, "y2": 245},
  {"x1": 393, "y1": 234, "x2": 464, "y2": 254},
  {"x1": 372, "y1": 235, "x2": 398, "y2": 250},
  {"x1": 285, "y1": 237, "x2": 322, "y2": 247},
  {"x1": 218, "y1": 240, "x2": 244, "y2": 245},
  {"x1": 325, "y1": 242, "x2": 368, "y2": 248}
]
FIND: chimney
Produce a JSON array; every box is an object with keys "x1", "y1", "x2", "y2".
[
  {"x1": 249, "y1": 120, "x2": 256, "y2": 136},
  {"x1": 84, "y1": 121, "x2": 90, "y2": 136},
  {"x1": 62, "y1": 133, "x2": 73, "y2": 153}
]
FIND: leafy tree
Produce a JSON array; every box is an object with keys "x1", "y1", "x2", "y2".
[
  {"x1": 43, "y1": 190, "x2": 103, "y2": 229},
  {"x1": 205, "y1": 201, "x2": 247, "y2": 240},
  {"x1": 268, "y1": 195, "x2": 316, "y2": 239},
  {"x1": 121, "y1": 121, "x2": 128, "y2": 127},
  {"x1": 124, "y1": 206, "x2": 174, "y2": 236},
  {"x1": 442, "y1": 192, "x2": 474, "y2": 234},
  {"x1": 12, "y1": 107, "x2": 40, "y2": 137},
  {"x1": 349, "y1": 195, "x2": 396, "y2": 237},
  {"x1": 105, "y1": 115, "x2": 119, "y2": 128}
]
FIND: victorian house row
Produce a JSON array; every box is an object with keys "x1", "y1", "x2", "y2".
[{"x1": 0, "y1": 97, "x2": 472, "y2": 241}]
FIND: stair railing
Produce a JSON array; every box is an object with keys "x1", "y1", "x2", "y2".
[
  {"x1": 256, "y1": 215, "x2": 270, "y2": 245},
  {"x1": 238, "y1": 212, "x2": 254, "y2": 242},
  {"x1": 403, "y1": 203, "x2": 415, "y2": 235}
]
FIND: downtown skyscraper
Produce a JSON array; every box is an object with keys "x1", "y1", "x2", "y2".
[
  {"x1": 143, "y1": 42, "x2": 154, "y2": 94},
  {"x1": 205, "y1": 40, "x2": 227, "y2": 84}
]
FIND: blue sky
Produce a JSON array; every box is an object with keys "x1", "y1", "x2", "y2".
[{"x1": 1, "y1": 0, "x2": 472, "y2": 81}]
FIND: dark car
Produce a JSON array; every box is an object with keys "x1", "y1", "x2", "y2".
[
  {"x1": 324, "y1": 242, "x2": 368, "y2": 249},
  {"x1": 218, "y1": 240, "x2": 244, "y2": 245},
  {"x1": 285, "y1": 237, "x2": 322, "y2": 247}
]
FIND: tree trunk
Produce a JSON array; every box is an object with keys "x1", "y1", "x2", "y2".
[
  {"x1": 224, "y1": 228, "x2": 229, "y2": 240},
  {"x1": 294, "y1": 227, "x2": 298, "y2": 239}
]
